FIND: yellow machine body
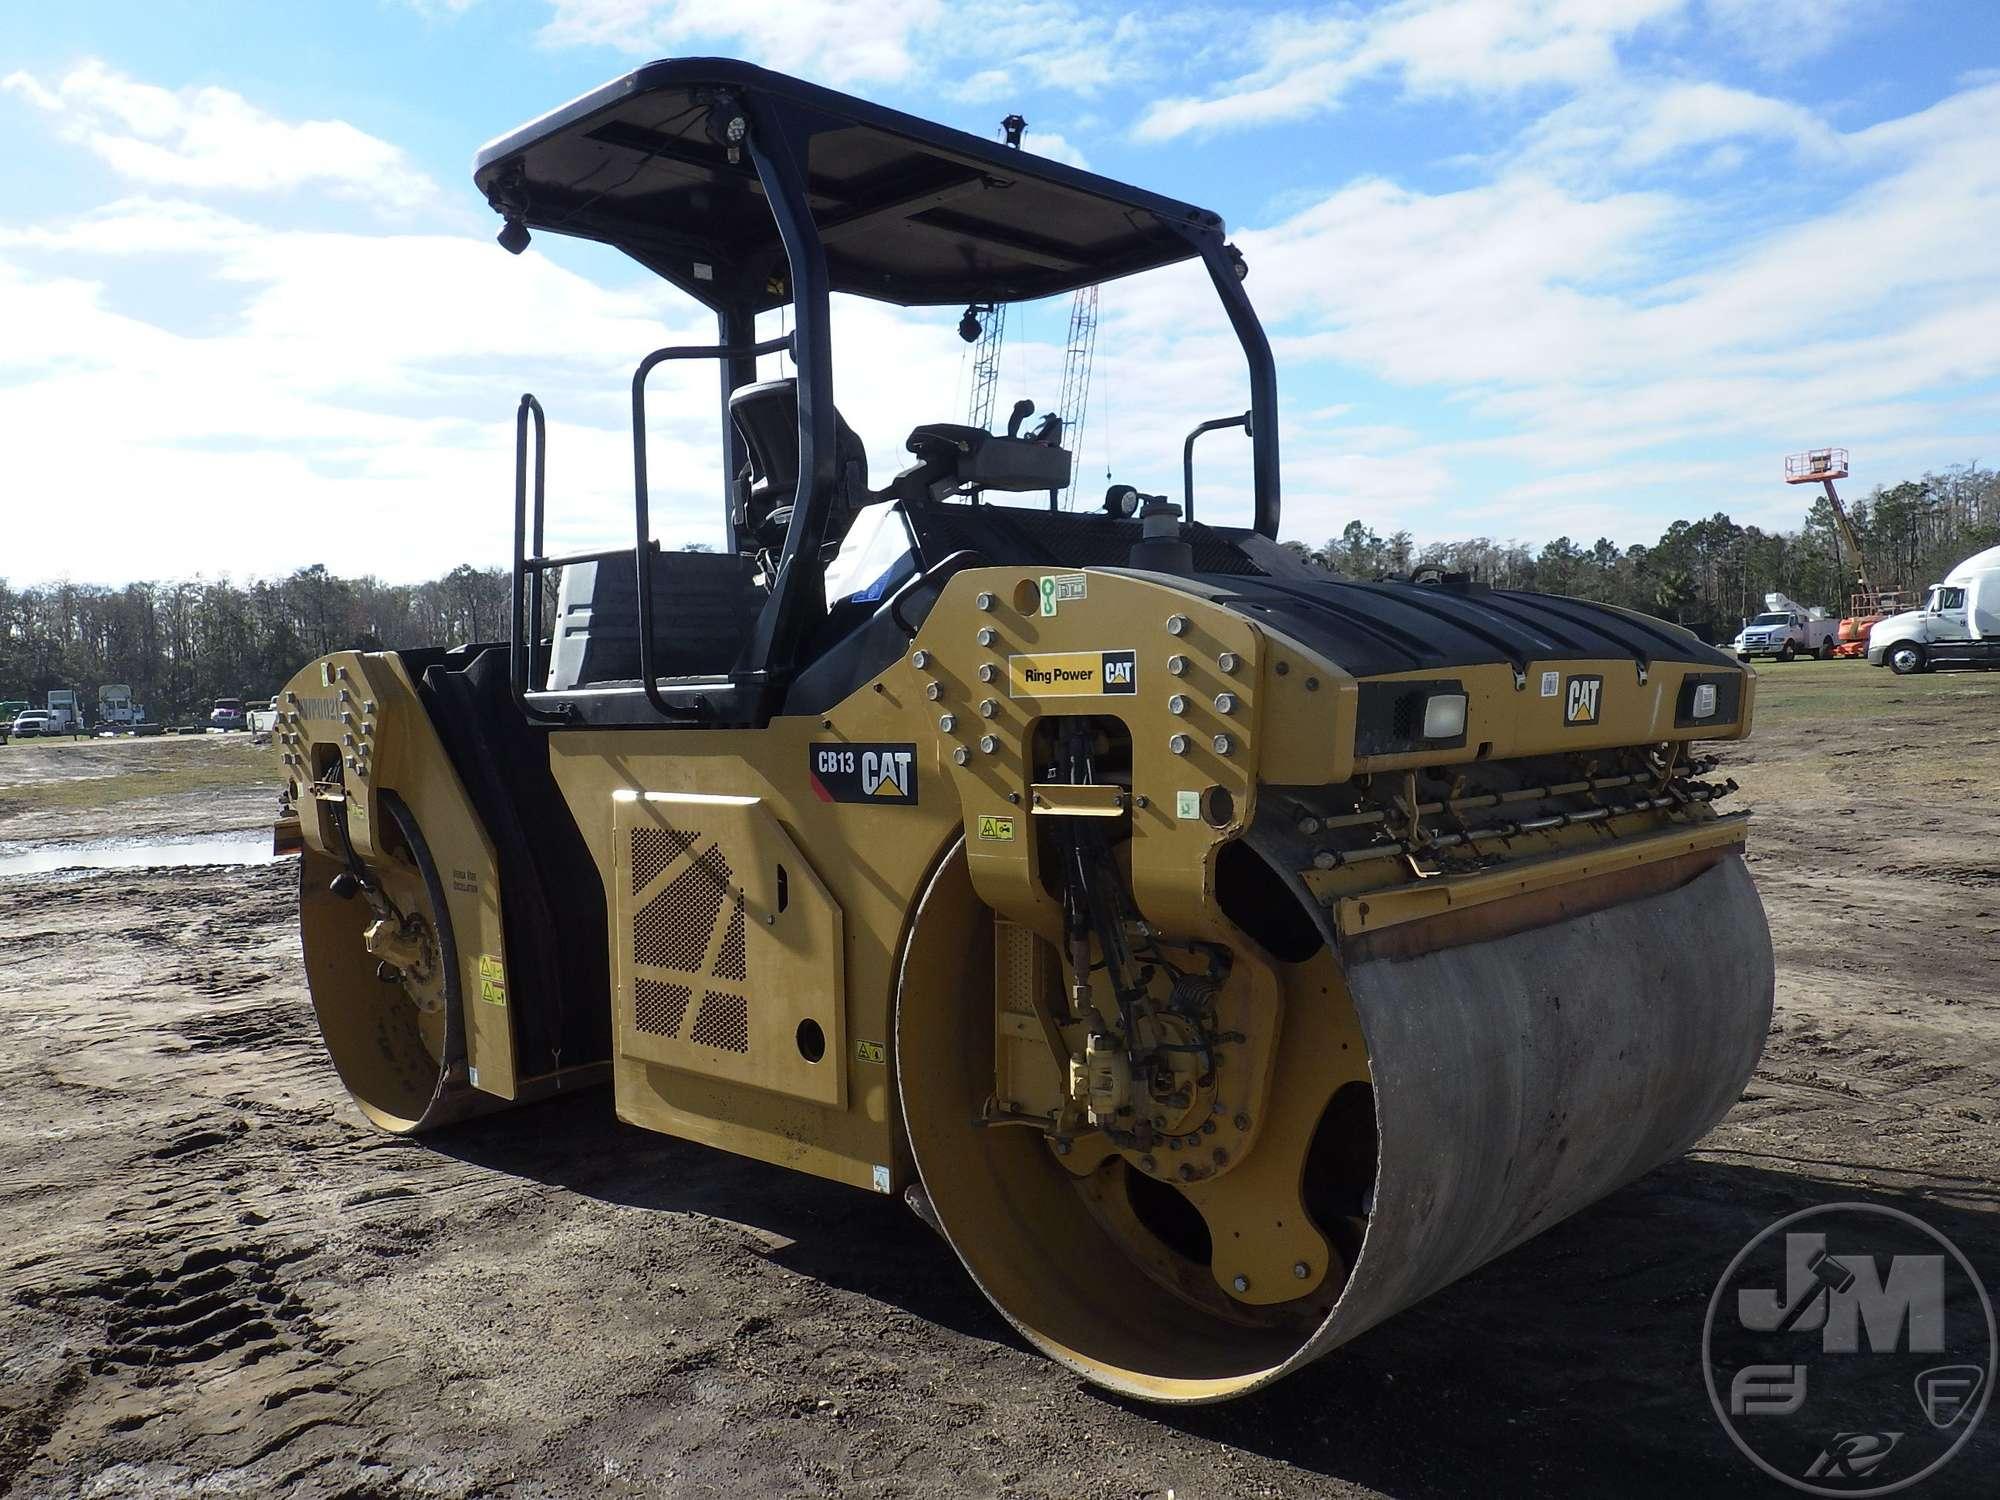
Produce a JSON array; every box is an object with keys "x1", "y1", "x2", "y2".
[
  {"x1": 277, "y1": 55, "x2": 1775, "y2": 1402},
  {"x1": 277, "y1": 566, "x2": 1772, "y2": 1400}
]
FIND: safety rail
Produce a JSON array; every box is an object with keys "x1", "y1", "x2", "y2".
[
  {"x1": 510, "y1": 397, "x2": 654, "y2": 723},
  {"x1": 631, "y1": 333, "x2": 792, "y2": 721},
  {"x1": 510, "y1": 394, "x2": 567, "y2": 724},
  {"x1": 509, "y1": 333, "x2": 795, "y2": 726},
  {"x1": 1784, "y1": 448, "x2": 1848, "y2": 483}
]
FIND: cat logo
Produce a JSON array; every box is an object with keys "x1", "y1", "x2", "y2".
[
  {"x1": 1564, "y1": 674, "x2": 1604, "y2": 727},
  {"x1": 1009, "y1": 649, "x2": 1138, "y2": 698},
  {"x1": 809, "y1": 743, "x2": 918, "y2": 805},
  {"x1": 863, "y1": 750, "x2": 913, "y2": 798}
]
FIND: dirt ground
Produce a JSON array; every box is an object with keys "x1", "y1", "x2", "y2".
[{"x1": 0, "y1": 671, "x2": 1994, "y2": 1499}]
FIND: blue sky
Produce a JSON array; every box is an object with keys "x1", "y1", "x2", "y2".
[{"x1": 4, "y1": 0, "x2": 1997, "y2": 582}]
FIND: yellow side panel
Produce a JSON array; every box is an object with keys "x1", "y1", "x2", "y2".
[
  {"x1": 610, "y1": 791, "x2": 846, "y2": 1109},
  {"x1": 548, "y1": 715, "x2": 959, "y2": 1194},
  {"x1": 278, "y1": 650, "x2": 517, "y2": 1099}
]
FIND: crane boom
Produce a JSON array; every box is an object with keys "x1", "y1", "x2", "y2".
[
  {"x1": 1054, "y1": 284, "x2": 1099, "y2": 507},
  {"x1": 965, "y1": 301, "x2": 1007, "y2": 432},
  {"x1": 1820, "y1": 482, "x2": 1877, "y2": 600}
]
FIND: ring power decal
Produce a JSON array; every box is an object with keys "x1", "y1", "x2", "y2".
[
  {"x1": 1008, "y1": 649, "x2": 1138, "y2": 698},
  {"x1": 809, "y1": 743, "x2": 918, "y2": 804},
  {"x1": 1563, "y1": 674, "x2": 1604, "y2": 726}
]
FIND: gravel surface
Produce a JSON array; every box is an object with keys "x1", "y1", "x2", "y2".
[{"x1": 1, "y1": 668, "x2": 1994, "y2": 1498}]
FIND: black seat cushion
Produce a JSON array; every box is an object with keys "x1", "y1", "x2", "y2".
[{"x1": 729, "y1": 378, "x2": 869, "y2": 548}]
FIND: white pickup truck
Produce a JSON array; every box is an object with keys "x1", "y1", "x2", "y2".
[
  {"x1": 1732, "y1": 594, "x2": 1839, "y2": 661},
  {"x1": 1867, "y1": 543, "x2": 2000, "y2": 674}
]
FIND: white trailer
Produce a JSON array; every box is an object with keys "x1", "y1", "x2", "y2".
[
  {"x1": 1867, "y1": 543, "x2": 2000, "y2": 674},
  {"x1": 43, "y1": 690, "x2": 81, "y2": 734},
  {"x1": 1731, "y1": 593, "x2": 1840, "y2": 661}
]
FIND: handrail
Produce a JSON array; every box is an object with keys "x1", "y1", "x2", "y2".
[
  {"x1": 524, "y1": 543, "x2": 651, "y2": 572},
  {"x1": 1182, "y1": 411, "x2": 1250, "y2": 524},
  {"x1": 1194, "y1": 233, "x2": 1280, "y2": 538},
  {"x1": 632, "y1": 332, "x2": 792, "y2": 722},
  {"x1": 510, "y1": 394, "x2": 567, "y2": 723}
]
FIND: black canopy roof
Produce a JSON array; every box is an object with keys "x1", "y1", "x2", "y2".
[{"x1": 472, "y1": 58, "x2": 1223, "y2": 312}]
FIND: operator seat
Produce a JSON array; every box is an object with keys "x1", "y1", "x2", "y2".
[{"x1": 729, "y1": 379, "x2": 870, "y2": 554}]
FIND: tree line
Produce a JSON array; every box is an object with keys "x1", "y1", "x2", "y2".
[
  {"x1": 1280, "y1": 462, "x2": 1997, "y2": 641},
  {"x1": 3, "y1": 463, "x2": 1993, "y2": 722},
  {"x1": 0, "y1": 564, "x2": 512, "y2": 724}
]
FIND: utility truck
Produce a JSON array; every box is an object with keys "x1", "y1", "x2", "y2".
[
  {"x1": 1731, "y1": 594, "x2": 1838, "y2": 661},
  {"x1": 97, "y1": 684, "x2": 153, "y2": 732},
  {"x1": 1867, "y1": 543, "x2": 2000, "y2": 674}
]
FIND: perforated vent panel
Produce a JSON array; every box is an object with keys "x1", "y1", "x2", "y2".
[
  {"x1": 996, "y1": 921, "x2": 1040, "y2": 1017},
  {"x1": 613, "y1": 794, "x2": 844, "y2": 1108},
  {"x1": 689, "y1": 991, "x2": 750, "y2": 1052},
  {"x1": 631, "y1": 825, "x2": 696, "y2": 895},
  {"x1": 634, "y1": 978, "x2": 692, "y2": 1036},
  {"x1": 714, "y1": 900, "x2": 747, "y2": 982},
  {"x1": 1391, "y1": 692, "x2": 1419, "y2": 741},
  {"x1": 634, "y1": 846, "x2": 733, "y2": 970}
]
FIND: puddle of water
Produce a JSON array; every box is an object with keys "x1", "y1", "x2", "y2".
[{"x1": 0, "y1": 832, "x2": 281, "y2": 877}]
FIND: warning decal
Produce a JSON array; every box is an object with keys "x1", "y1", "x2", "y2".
[{"x1": 477, "y1": 954, "x2": 508, "y2": 1007}]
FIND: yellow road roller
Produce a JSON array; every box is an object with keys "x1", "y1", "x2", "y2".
[{"x1": 273, "y1": 59, "x2": 1773, "y2": 1402}]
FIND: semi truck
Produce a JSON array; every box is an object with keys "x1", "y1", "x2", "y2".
[
  {"x1": 1867, "y1": 543, "x2": 2000, "y2": 674},
  {"x1": 1731, "y1": 594, "x2": 1839, "y2": 661},
  {"x1": 98, "y1": 684, "x2": 150, "y2": 732}
]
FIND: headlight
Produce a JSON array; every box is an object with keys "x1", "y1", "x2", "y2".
[
  {"x1": 1422, "y1": 692, "x2": 1468, "y2": 739},
  {"x1": 1675, "y1": 672, "x2": 1740, "y2": 728},
  {"x1": 1354, "y1": 678, "x2": 1469, "y2": 755}
]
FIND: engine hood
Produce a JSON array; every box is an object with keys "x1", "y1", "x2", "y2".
[{"x1": 1187, "y1": 567, "x2": 1738, "y2": 679}]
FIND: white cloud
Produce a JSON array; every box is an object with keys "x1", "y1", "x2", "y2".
[
  {"x1": 538, "y1": 0, "x2": 945, "y2": 84},
  {"x1": 5, "y1": 22, "x2": 1993, "y2": 586},
  {"x1": 1025, "y1": 131, "x2": 1091, "y2": 170},
  {"x1": 535, "y1": 0, "x2": 1174, "y2": 97},
  {"x1": 0, "y1": 187, "x2": 990, "y2": 582},
  {"x1": 1701, "y1": 0, "x2": 1872, "y2": 68},
  {"x1": 1514, "y1": 80, "x2": 1844, "y2": 180},
  {"x1": 1136, "y1": 0, "x2": 1683, "y2": 141},
  {"x1": 1, "y1": 61, "x2": 435, "y2": 210},
  {"x1": 1221, "y1": 78, "x2": 2000, "y2": 536},
  {"x1": 0, "y1": 194, "x2": 727, "y2": 581}
]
